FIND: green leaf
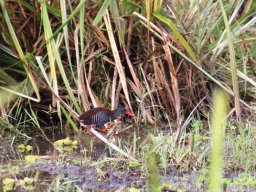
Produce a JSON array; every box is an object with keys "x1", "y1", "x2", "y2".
[{"x1": 93, "y1": 0, "x2": 113, "y2": 26}]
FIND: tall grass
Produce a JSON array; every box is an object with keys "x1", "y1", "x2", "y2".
[{"x1": 0, "y1": 0, "x2": 255, "y2": 147}]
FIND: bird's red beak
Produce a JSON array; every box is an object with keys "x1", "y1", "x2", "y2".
[{"x1": 125, "y1": 111, "x2": 136, "y2": 118}]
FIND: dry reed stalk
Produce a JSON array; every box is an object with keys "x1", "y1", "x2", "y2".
[
  {"x1": 111, "y1": 67, "x2": 118, "y2": 109},
  {"x1": 85, "y1": 77, "x2": 102, "y2": 108},
  {"x1": 114, "y1": 81, "x2": 122, "y2": 108},
  {"x1": 87, "y1": 47, "x2": 95, "y2": 84},
  {"x1": 89, "y1": 128, "x2": 136, "y2": 160},
  {"x1": 158, "y1": 60, "x2": 175, "y2": 109},
  {"x1": 17, "y1": 16, "x2": 32, "y2": 34},
  {"x1": 88, "y1": 17, "x2": 110, "y2": 47},
  {"x1": 103, "y1": 9, "x2": 132, "y2": 108},
  {"x1": 84, "y1": 47, "x2": 106, "y2": 64},
  {"x1": 145, "y1": 0, "x2": 152, "y2": 29},
  {"x1": 151, "y1": 38, "x2": 172, "y2": 114},
  {"x1": 163, "y1": 44, "x2": 181, "y2": 124},
  {"x1": 140, "y1": 65, "x2": 155, "y2": 124},
  {"x1": 219, "y1": 57, "x2": 256, "y2": 88},
  {"x1": 127, "y1": 79, "x2": 141, "y2": 97},
  {"x1": 124, "y1": 49, "x2": 142, "y2": 92},
  {"x1": 74, "y1": 25, "x2": 89, "y2": 110},
  {"x1": 126, "y1": 18, "x2": 134, "y2": 55},
  {"x1": 124, "y1": 48, "x2": 154, "y2": 122}
]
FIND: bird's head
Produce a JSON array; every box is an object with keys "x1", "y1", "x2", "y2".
[{"x1": 114, "y1": 107, "x2": 136, "y2": 119}]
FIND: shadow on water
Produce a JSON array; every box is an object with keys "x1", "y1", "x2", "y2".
[{"x1": 1, "y1": 126, "x2": 256, "y2": 191}]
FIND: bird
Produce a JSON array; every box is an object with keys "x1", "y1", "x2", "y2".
[{"x1": 79, "y1": 107, "x2": 135, "y2": 131}]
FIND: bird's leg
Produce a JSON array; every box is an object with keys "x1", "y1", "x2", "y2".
[
  {"x1": 98, "y1": 116, "x2": 123, "y2": 134},
  {"x1": 100, "y1": 122, "x2": 115, "y2": 133}
]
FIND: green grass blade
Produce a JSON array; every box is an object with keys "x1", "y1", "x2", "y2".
[
  {"x1": 50, "y1": 0, "x2": 86, "y2": 42},
  {"x1": 208, "y1": 89, "x2": 229, "y2": 191},
  {"x1": 218, "y1": 0, "x2": 241, "y2": 122},
  {"x1": 41, "y1": 0, "x2": 81, "y2": 114},
  {"x1": 60, "y1": 0, "x2": 71, "y2": 64},
  {"x1": 109, "y1": 0, "x2": 126, "y2": 46},
  {"x1": 60, "y1": 0, "x2": 77, "y2": 87},
  {"x1": 61, "y1": 106, "x2": 79, "y2": 133},
  {"x1": 92, "y1": 0, "x2": 113, "y2": 26}
]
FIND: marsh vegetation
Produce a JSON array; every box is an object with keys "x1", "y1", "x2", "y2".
[{"x1": 0, "y1": 0, "x2": 256, "y2": 191}]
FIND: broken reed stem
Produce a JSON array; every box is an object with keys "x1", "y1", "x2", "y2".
[{"x1": 82, "y1": 125, "x2": 136, "y2": 160}]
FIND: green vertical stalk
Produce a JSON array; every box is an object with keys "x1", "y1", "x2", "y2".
[
  {"x1": 208, "y1": 89, "x2": 229, "y2": 191},
  {"x1": 218, "y1": 0, "x2": 241, "y2": 122}
]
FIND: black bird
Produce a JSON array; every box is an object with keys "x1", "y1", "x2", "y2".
[{"x1": 79, "y1": 107, "x2": 135, "y2": 128}]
